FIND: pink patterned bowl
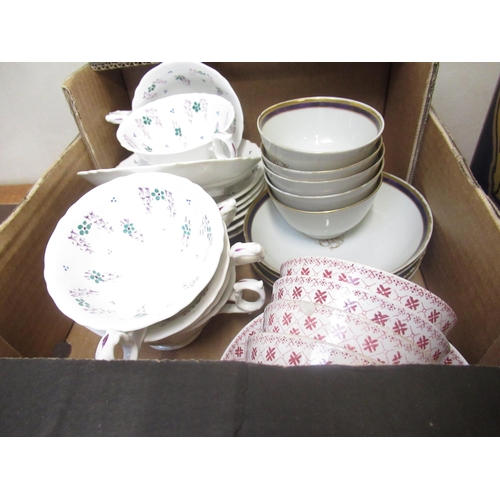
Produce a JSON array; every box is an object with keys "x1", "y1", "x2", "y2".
[
  {"x1": 220, "y1": 313, "x2": 468, "y2": 366},
  {"x1": 272, "y1": 275, "x2": 450, "y2": 362},
  {"x1": 245, "y1": 331, "x2": 381, "y2": 367},
  {"x1": 279, "y1": 256, "x2": 457, "y2": 336},
  {"x1": 264, "y1": 300, "x2": 437, "y2": 364}
]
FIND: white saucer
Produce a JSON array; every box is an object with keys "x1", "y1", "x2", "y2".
[
  {"x1": 78, "y1": 139, "x2": 260, "y2": 193},
  {"x1": 244, "y1": 173, "x2": 433, "y2": 277},
  {"x1": 221, "y1": 313, "x2": 468, "y2": 365}
]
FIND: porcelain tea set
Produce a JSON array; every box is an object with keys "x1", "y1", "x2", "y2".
[{"x1": 44, "y1": 62, "x2": 465, "y2": 364}]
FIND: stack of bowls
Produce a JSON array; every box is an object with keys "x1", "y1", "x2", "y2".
[
  {"x1": 258, "y1": 97, "x2": 385, "y2": 240},
  {"x1": 222, "y1": 256, "x2": 468, "y2": 367},
  {"x1": 44, "y1": 172, "x2": 268, "y2": 361},
  {"x1": 86, "y1": 62, "x2": 264, "y2": 238}
]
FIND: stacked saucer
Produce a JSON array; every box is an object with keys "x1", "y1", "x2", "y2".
[
  {"x1": 244, "y1": 172, "x2": 433, "y2": 286},
  {"x1": 213, "y1": 162, "x2": 265, "y2": 238}
]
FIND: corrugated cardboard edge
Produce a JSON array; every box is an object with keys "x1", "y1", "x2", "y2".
[
  {"x1": 61, "y1": 64, "x2": 131, "y2": 171},
  {"x1": 406, "y1": 62, "x2": 440, "y2": 184},
  {"x1": 61, "y1": 65, "x2": 99, "y2": 169},
  {"x1": 90, "y1": 62, "x2": 157, "y2": 71}
]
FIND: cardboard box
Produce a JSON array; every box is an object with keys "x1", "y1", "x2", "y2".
[{"x1": 1, "y1": 62, "x2": 500, "y2": 367}]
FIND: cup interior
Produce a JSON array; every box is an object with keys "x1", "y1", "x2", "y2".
[{"x1": 258, "y1": 97, "x2": 384, "y2": 154}]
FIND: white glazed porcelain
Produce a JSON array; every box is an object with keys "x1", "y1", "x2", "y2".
[
  {"x1": 257, "y1": 97, "x2": 384, "y2": 171},
  {"x1": 93, "y1": 236, "x2": 266, "y2": 356},
  {"x1": 152, "y1": 265, "x2": 266, "y2": 351},
  {"x1": 144, "y1": 236, "x2": 266, "y2": 343},
  {"x1": 246, "y1": 332, "x2": 381, "y2": 366},
  {"x1": 268, "y1": 173, "x2": 382, "y2": 239},
  {"x1": 78, "y1": 140, "x2": 261, "y2": 196},
  {"x1": 266, "y1": 161, "x2": 383, "y2": 211},
  {"x1": 44, "y1": 172, "x2": 225, "y2": 338},
  {"x1": 279, "y1": 255, "x2": 457, "y2": 336},
  {"x1": 131, "y1": 62, "x2": 244, "y2": 149},
  {"x1": 116, "y1": 93, "x2": 236, "y2": 164},
  {"x1": 271, "y1": 275, "x2": 449, "y2": 362},
  {"x1": 244, "y1": 173, "x2": 433, "y2": 276},
  {"x1": 264, "y1": 300, "x2": 439, "y2": 364},
  {"x1": 261, "y1": 141, "x2": 384, "y2": 181},
  {"x1": 264, "y1": 156, "x2": 384, "y2": 197}
]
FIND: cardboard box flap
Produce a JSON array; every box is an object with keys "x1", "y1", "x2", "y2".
[
  {"x1": 62, "y1": 64, "x2": 132, "y2": 171},
  {"x1": 415, "y1": 110, "x2": 500, "y2": 365},
  {"x1": 0, "y1": 137, "x2": 94, "y2": 357},
  {"x1": 383, "y1": 62, "x2": 439, "y2": 182}
]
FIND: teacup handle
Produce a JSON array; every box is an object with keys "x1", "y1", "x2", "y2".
[
  {"x1": 217, "y1": 198, "x2": 237, "y2": 227},
  {"x1": 229, "y1": 241, "x2": 266, "y2": 266},
  {"x1": 95, "y1": 327, "x2": 148, "y2": 360},
  {"x1": 219, "y1": 279, "x2": 266, "y2": 314},
  {"x1": 212, "y1": 132, "x2": 237, "y2": 159},
  {"x1": 105, "y1": 110, "x2": 132, "y2": 124}
]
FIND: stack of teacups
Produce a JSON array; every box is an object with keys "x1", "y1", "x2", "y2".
[
  {"x1": 257, "y1": 97, "x2": 385, "y2": 240},
  {"x1": 44, "y1": 172, "x2": 267, "y2": 361},
  {"x1": 99, "y1": 62, "x2": 264, "y2": 238},
  {"x1": 222, "y1": 255, "x2": 468, "y2": 367}
]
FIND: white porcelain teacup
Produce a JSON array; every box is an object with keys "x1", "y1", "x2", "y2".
[
  {"x1": 95, "y1": 239, "x2": 266, "y2": 359},
  {"x1": 116, "y1": 92, "x2": 237, "y2": 164}
]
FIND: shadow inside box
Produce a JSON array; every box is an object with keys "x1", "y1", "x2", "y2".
[{"x1": 0, "y1": 204, "x2": 17, "y2": 224}]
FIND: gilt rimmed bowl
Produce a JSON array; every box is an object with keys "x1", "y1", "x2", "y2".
[{"x1": 257, "y1": 97, "x2": 384, "y2": 171}]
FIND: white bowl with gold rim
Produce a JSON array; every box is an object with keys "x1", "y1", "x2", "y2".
[
  {"x1": 264, "y1": 156, "x2": 384, "y2": 197},
  {"x1": 257, "y1": 97, "x2": 384, "y2": 171},
  {"x1": 268, "y1": 173, "x2": 383, "y2": 239},
  {"x1": 261, "y1": 140, "x2": 384, "y2": 181},
  {"x1": 266, "y1": 161, "x2": 383, "y2": 212}
]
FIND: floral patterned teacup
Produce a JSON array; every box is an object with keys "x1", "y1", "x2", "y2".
[
  {"x1": 116, "y1": 92, "x2": 236, "y2": 164},
  {"x1": 44, "y1": 172, "x2": 228, "y2": 358}
]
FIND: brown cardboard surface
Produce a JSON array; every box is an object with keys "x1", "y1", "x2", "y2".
[
  {"x1": 383, "y1": 62, "x2": 438, "y2": 182},
  {"x1": 62, "y1": 65, "x2": 131, "y2": 171},
  {"x1": 415, "y1": 110, "x2": 500, "y2": 365},
  {"x1": 0, "y1": 137, "x2": 93, "y2": 357}
]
